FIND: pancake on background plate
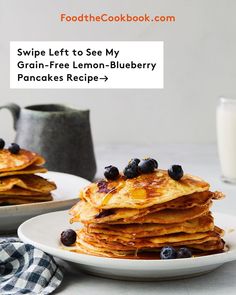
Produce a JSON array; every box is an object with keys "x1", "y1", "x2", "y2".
[
  {"x1": 0, "y1": 148, "x2": 45, "y2": 172},
  {"x1": 61, "y1": 158, "x2": 225, "y2": 259},
  {"x1": 0, "y1": 142, "x2": 56, "y2": 205},
  {"x1": 0, "y1": 165, "x2": 47, "y2": 177}
]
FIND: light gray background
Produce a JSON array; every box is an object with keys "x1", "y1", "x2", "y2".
[{"x1": 0, "y1": 0, "x2": 235, "y2": 144}]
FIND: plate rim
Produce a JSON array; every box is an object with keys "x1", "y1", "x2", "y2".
[{"x1": 18, "y1": 210, "x2": 236, "y2": 269}]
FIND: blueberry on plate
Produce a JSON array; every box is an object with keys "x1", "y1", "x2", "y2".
[
  {"x1": 8, "y1": 143, "x2": 20, "y2": 154},
  {"x1": 160, "y1": 246, "x2": 177, "y2": 259},
  {"x1": 138, "y1": 158, "x2": 157, "y2": 173},
  {"x1": 177, "y1": 247, "x2": 192, "y2": 258},
  {"x1": 61, "y1": 229, "x2": 77, "y2": 246},
  {"x1": 123, "y1": 164, "x2": 139, "y2": 179},
  {"x1": 104, "y1": 165, "x2": 120, "y2": 180},
  {"x1": 168, "y1": 165, "x2": 184, "y2": 181},
  {"x1": 0, "y1": 138, "x2": 5, "y2": 149}
]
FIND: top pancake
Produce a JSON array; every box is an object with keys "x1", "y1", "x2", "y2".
[
  {"x1": 81, "y1": 170, "x2": 210, "y2": 209},
  {"x1": 0, "y1": 149, "x2": 45, "y2": 172}
]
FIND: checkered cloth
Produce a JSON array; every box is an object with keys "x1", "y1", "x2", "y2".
[{"x1": 0, "y1": 238, "x2": 63, "y2": 295}]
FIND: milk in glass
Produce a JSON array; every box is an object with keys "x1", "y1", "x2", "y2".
[{"x1": 217, "y1": 97, "x2": 236, "y2": 183}]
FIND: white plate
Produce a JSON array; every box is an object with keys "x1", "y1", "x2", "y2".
[
  {"x1": 0, "y1": 171, "x2": 90, "y2": 232},
  {"x1": 18, "y1": 211, "x2": 236, "y2": 281}
]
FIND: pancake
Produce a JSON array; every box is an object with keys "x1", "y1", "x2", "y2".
[
  {"x1": 0, "y1": 175, "x2": 56, "y2": 193},
  {"x1": 0, "y1": 193, "x2": 52, "y2": 199},
  {"x1": 0, "y1": 187, "x2": 55, "y2": 196},
  {"x1": 0, "y1": 194, "x2": 53, "y2": 205},
  {"x1": 81, "y1": 229, "x2": 222, "y2": 251},
  {"x1": 189, "y1": 239, "x2": 225, "y2": 251},
  {"x1": 107, "y1": 202, "x2": 212, "y2": 224},
  {"x1": 62, "y1": 237, "x2": 135, "y2": 258},
  {"x1": 86, "y1": 214, "x2": 215, "y2": 238},
  {"x1": 70, "y1": 191, "x2": 218, "y2": 224},
  {"x1": 77, "y1": 227, "x2": 223, "y2": 251},
  {"x1": 0, "y1": 165, "x2": 47, "y2": 177},
  {"x1": 80, "y1": 170, "x2": 210, "y2": 209},
  {"x1": 0, "y1": 149, "x2": 45, "y2": 172},
  {"x1": 63, "y1": 237, "x2": 225, "y2": 258},
  {"x1": 83, "y1": 228, "x2": 222, "y2": 244}
]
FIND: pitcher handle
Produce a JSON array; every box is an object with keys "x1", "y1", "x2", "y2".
[{"x1": 0, "y1": 103, "x2": 20, "y2": 130}]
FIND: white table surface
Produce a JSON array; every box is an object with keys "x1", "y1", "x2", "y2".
[
  {"x1": 2, "y1": 143, "x2": 235, "y2": 294},
  {"x1": 52, "y1": 143, "x2": 236, "y2": 295}
]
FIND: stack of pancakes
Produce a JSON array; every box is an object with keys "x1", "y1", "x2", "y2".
[
  {"x1": 67, "y1": 170, "x2": 225, "y2": 258},
  {"x1": 0, "y1": 149, "x2": 56, "y2": 205}
]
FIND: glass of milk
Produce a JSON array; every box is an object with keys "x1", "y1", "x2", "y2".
[{"x1": 217, "y1": 97, "x2": 236, "y2": 183}]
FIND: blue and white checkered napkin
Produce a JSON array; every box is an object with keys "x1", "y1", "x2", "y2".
[{"x1": 0, "y1": 238, "x2": 63, "y2": 295}]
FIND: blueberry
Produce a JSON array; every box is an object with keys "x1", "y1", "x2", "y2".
[
  {"x1": 123, "y1": 164, "x2": 139, "y2": 179},
  {"x1": 124, "y1": 158, "x2": 140, "y2": 179},
  {"x1": 168, "y1": 165, "x2": 184, "y2": 181},
  {"x1": 95, "y1": 209, "x2": 115, "y2": 219},
  {"x1": 150, "y1": 158, "x2": 158, "y2": 169},
  {"x1": 61, "y1": 229, "x2": 77, "y2": 246},
  {"x1": 104, "y1": 165, "x2": 119, "y2": 180},
  {"x1": 0, "y1": 138, "x2": 5, "y2": 149},
  {"x1": 97, "y1": 180, "x2": 110, "y2": 193},
  {"x1": 8, "y1": 143, "x2": 20, "y2": 154},
  {"x1": 129, "y1": 158, "x2": 140, "y2": 166},
  {"x1": 138, "y1": 158, "x2": 156, "y2": 173},
  {"x1": 160, "y1": 246, "x2": 177, "y2": 259},
  {"x1": 177, "y1": 247, "x2": 192, "y2": 259}
]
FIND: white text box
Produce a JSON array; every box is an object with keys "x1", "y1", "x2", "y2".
[{"x1": 10, "y1": 41, "x2": 163, "y2": 89}]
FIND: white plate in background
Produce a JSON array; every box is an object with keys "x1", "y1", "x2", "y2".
[
  {"x1": 0, "y1": 171, "x2": 90, "y2": 232},
  {"x1": 18, "y1": 211, "x2": 236, "y2": 281}
]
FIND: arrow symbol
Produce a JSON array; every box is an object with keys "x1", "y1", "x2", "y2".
[{"x1": 99, "y1": 75, "x2": 108, "y2": 82}]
